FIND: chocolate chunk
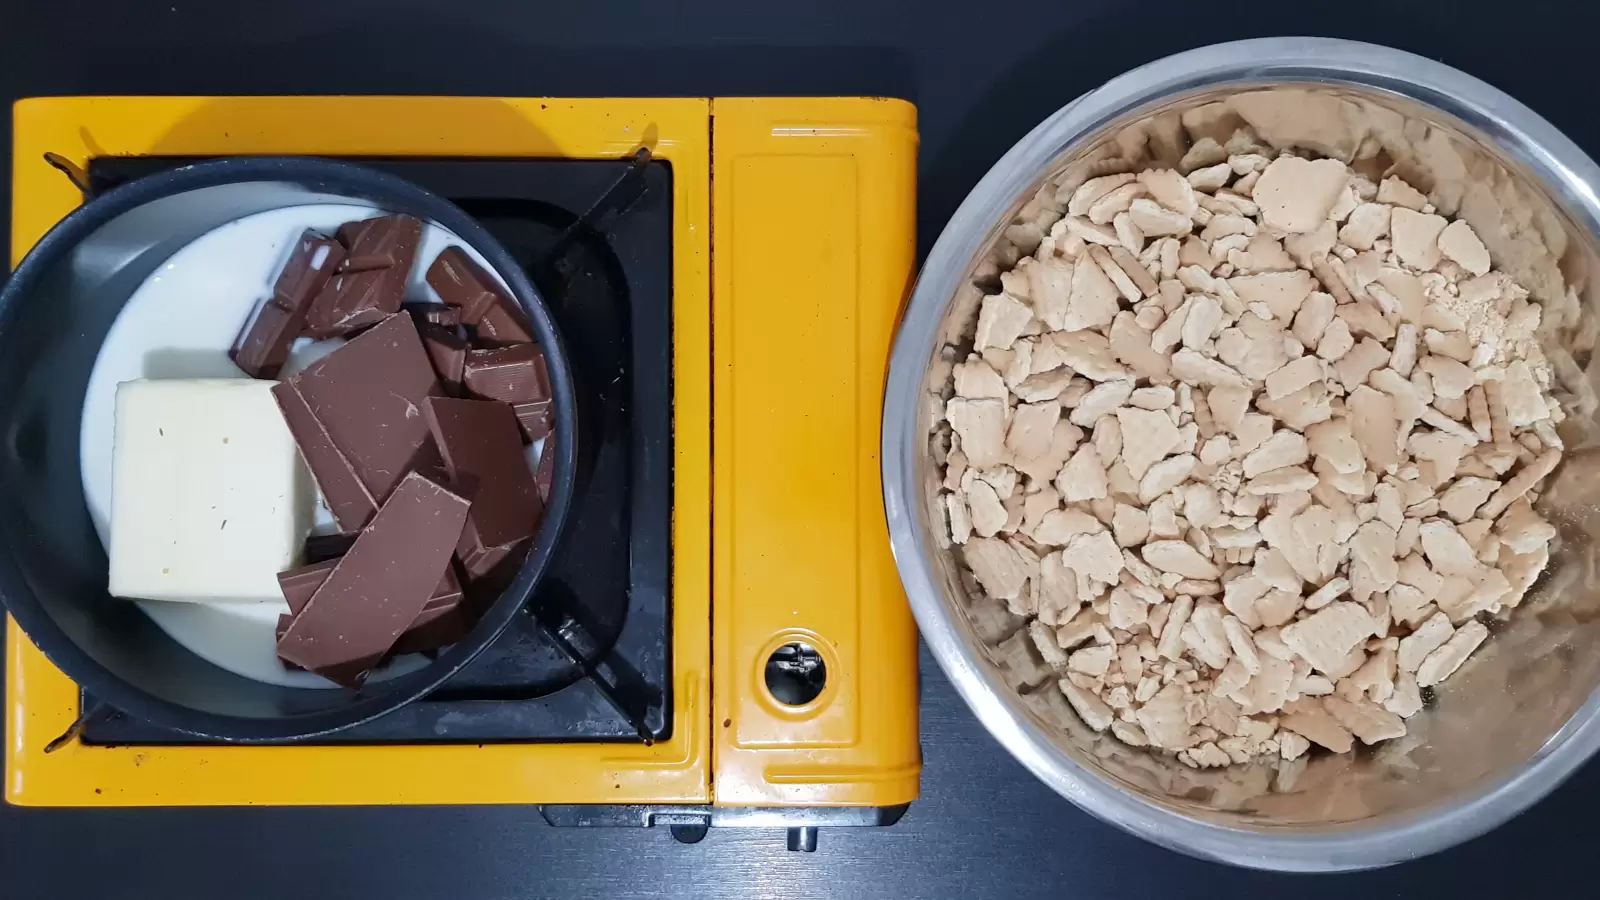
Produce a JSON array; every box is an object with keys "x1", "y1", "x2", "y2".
[
  {"x1": 462, "y1": 344, "x2": 552, "y2": 441},
  {"x1": 423, "y1": 397, "x2": 543, "y2": 553},
  {"x1": 404, "y1": 302, "x2": 462, "y2": 328},
  {"x1": 275, "y1": 609, "x2": 378, "y2": 685},
  {"x1": 278, "y1": 557, "x2": 467, "y2": 669},
  {"x1": 337, "y1": 215, "x2": 422, "y2": 274},
  {"x1": 535, "y1": 446, "x2": 555, "y2": 501},
  {"x1": 278, "y1": 557, "x2": 463, "y2": 617},
  {"x1": 273, "y1": 379, "x2": 380, "y2": 530},
  {"x1": 230, "y1": 231, "x2": 345, "y2": 378},
  {"x1": 513, "y1": 400, "x2": 553, "y2": 442},
  {"x1": 272, "y1": 614, "x2": 316, "y2": 675},
  {"x1": 463, "y1": 343, "x2": 550, "y2": 404},
  {"x1": 275, "y1": 603, "x2": 365, "y2": 679},
  {"x1": 418, "y1": 323, "x2": 469, "y2": 395},
  {"x1": 389, "y1": 602, "x2": 475, "y2": 656},
  {"x1": 305, "y1": 269, "x2": 407, "y2": 338},
  {"x1": 427, "y1": 247, "x2": 506, "y2": 323},
  {"x1": 276, "y1": 470, "x2": 471, "y2": 683},
  {"x1": 304, "y1": 215, "x2": 421, "y2": 338},
  {"x1": 274, "y1": 314, "x2": 443, "y2": 531},
  {"x1": 460, "y1": 538, "x2": 529, "y2": 579},
  {"x1": 277, "y1": 558, "x2": 339, "y2": 614},
  {"x1": 472, "y1": 294, "x2": 535, "y2": 346},
  {"x1": 271, "y1": 234, "x2": 348, "y2": 305},
  {"x1": 231, "y1": 303, "x2": 303, "y2": 377},
  {"x1": 304, "y1": 532, "x2": 358, "y2": 563},
  {"x1": 460, "y1": 539, "x2": 532, "y2": 597},
  {"x1": 424, "y1": 564, "x2": 466, "y2": 614},
  {"x1": 425, "y1": 248, "x2": 535, "y2": 346}
]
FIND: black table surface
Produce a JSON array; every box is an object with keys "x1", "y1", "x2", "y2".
[{"x1": 4, "y1": 1, "x2": 1599, "y2": 896}]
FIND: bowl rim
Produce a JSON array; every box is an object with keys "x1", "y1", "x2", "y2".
[
  {"x1": 882, "y1": 36, "x2": 1600, "y2": 871},
  {"x1": 0, "y1": 155, "x2": 580, "y2": 741}
]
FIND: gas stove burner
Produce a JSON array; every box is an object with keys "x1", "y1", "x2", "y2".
[{"x1": 77, "y1": 153, "x2": 674, "y2": 745}]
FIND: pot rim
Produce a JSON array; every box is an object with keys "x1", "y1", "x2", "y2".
[
  {"x1": 0, "y1": 155, "x2": 579, "y2": 741},
  {"x1": 882, "y1": 37, "x2": 1600, "y2": 871}
]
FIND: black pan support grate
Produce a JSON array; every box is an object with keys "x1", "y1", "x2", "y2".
[{"x1": 68, "y1": 150, "x2": 675, "y2": 745}]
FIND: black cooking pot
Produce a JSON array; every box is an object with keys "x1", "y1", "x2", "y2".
[{"x1": 0, "y1": 157, "x2": 577, "y2": 741}]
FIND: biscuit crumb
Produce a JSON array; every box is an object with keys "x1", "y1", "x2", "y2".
[{"x1": 936, "y1": 151, "x2": 1562, "y2": 770}]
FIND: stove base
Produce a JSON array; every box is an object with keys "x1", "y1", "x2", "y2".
[{"x1": 538, "y1": 803, "x2": 911, "y2": 851}]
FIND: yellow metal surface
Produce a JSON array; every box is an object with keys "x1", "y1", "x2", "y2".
[
  {"x1": 710, "y1": 98, "x2": 922, "y2": 807},
  {"x1": 6, "y1": 97, "x2": 713, "y2": 806}
]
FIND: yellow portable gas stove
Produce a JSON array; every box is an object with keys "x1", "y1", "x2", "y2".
[{"x1": 4, "y1": 96, "x2": 921, "y2": 846}]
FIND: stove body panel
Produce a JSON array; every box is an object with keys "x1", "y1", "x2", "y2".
[
  {"x1": 4, "y1": 96, "x2": 918, "y2": 813},
  {"x1": 711, "y1": 99, "x2": 920, "y2": 808}
]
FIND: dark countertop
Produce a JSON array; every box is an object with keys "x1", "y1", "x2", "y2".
[{"x1": 3, "y1": 1, "x2": 1599, "y2": 896}]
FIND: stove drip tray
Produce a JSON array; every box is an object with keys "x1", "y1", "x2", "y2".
[{"x1": 78, "y1": 155, "x2": 674, "y2": 745}]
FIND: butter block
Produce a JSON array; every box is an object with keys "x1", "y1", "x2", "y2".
[{"x1": 108, "y1": 378, "x2": 311, "y2": 604}]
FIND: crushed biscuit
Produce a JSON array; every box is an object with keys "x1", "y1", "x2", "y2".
[{"x1": 936, "y1": 156, "x2": 1562, "y2": 772}]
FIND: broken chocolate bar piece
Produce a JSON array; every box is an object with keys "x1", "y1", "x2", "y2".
[
  {"x1": 390, "y1": 602, "x2": 475, "y2": 656},
  {"x1": 276, "y1": 469, "x2": 470, "y2": 683},
  {"x1": 278, "y1": 557, "x2": 464, "y2": 617},
  {"x1": 304, "y1": 269, "x2": 406, "y2": 338},
  {"x1": 513, "y1": 400, "x2": 553, "y2": 442},
  {"x1": 418, "y1": 322, "x2": 469, "y2": 396},
  {"x1": 460, "y1": 538, "x2": 531, "y2": 585},
  {"x1": 427, "y1": 247, "x2": 507, "y2": 323},
  {"x1": 404, "y1": 301, "x2": 462, "y2": 328},
  {"x1": 274, "y1": 314, "x2": 443, "y2": 531},
  {"x1": 472, "y1": 294, "x2": 535, "y2": 346},
  {"x1": 274, "y1": 607, "x2": 370, "y2": 682},
  {"x1": 463, "y1": 343, "x2": 550, "y2": 404},
  {"x1": 273, "y1": 378, "x2": 380, "y2": 530},
  {"x1": 277, "y1": 557, "x2": 467, "y2": 666},
  {"x1": 425, "y1": 247, "x2": 535, "y2": 346},
  {"x1": 423, "y1": 396, "x2": 544, "y2": 552},
  {"x1": 232, "y1": 303, "x2": 304, "y2": 377},
  {"x1": 230, "y1": 231, "x2": 345, "y2": 378},
  {"x1": 275, "y1": 554, "x2": 460, "y2": 614},
  {"x1": 535, "y1": 446, "x2": 555, "y2": 502},
  {"x1": 277, "y1": 558, "x2": 339, "y2": 614},
  {"x1": 274, "y1": 614, "x2": 335, "y2": 677},
  {"x1": 304, "y1": 215, "x2": 422, "y2": 338},
  {"x1": 463, "y1": 344, "x2": 553, "y2": 441},
  {"x1": 421, "y1": 565, "x2": 466, "y2": 615},
  {"x1": 337, "y1": 214, "x2": 423, "y2": 274}
]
